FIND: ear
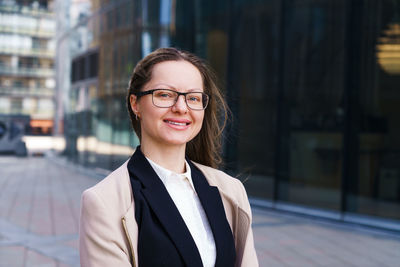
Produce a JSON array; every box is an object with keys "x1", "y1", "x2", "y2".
[{"x1": 130, "y1": 94, "x2": 139, "y2": 114}]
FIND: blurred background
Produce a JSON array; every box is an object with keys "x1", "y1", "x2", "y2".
[{"x1": 0, "y1": 0, "x2": 399, "y2": 233}]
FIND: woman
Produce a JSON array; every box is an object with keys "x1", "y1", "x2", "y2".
[{"x1": 79, "y1": 47, "x2": 258, "y2": 267}]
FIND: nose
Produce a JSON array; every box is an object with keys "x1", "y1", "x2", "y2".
[{"x1": 172, "y1": 95, "x2": 188, "y2": 113}]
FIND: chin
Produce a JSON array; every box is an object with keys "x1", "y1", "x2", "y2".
[
  {"x1": 163, "y1": 139, "x2": 190, "y2": 146},
  {"x1": 162, "y1": 135, "x2": 196, "y2": 146}
]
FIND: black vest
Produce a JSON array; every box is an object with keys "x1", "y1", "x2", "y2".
[{"x1": 127, "y1": 147, "x2": 236, "y2": 266}]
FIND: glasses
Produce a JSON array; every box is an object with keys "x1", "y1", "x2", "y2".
[{"x1": 134, "y1": 89, "x2": 209, "y2": 110}]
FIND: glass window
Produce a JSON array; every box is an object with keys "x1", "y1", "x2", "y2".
[
  {"x1": 62, "y1": 0, "x2": 400, "y2": 225},
  {"x1": 345, "y1": 0, "x2": 400, "y2": 220},
  {"x1": 223, "y1": 0, "x2": 280, "y2": 200},
  {"x1": 273, "y1": 0, "x2": 348, "y2": 211}
]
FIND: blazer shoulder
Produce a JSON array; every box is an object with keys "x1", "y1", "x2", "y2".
[
  {"x1": 82, "y1": 160, "x2": 132, "y2": 211},
  {"x1": 193, "y1": 162, "x2": 248, "y2": 206},
  {"x1": 193, "y1": 162, "x2": 238, "y2": 185}
]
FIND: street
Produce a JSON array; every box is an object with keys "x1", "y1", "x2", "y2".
[{"x1": 0, "y1": 155, "x2": 399, "y2": 266}]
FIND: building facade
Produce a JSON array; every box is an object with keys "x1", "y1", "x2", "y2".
[
  {"x1": 56, "y1": 0, "x2": 400, "y2": 231},
  {"x1": 0, "y1": 0, "x2": 55, "y2": 134}
]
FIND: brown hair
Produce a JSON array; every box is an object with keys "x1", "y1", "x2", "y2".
[{"x1": 126, "y1": 47, "x2": 228, "y2": 168}]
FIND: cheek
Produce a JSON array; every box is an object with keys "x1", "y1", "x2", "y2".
[
  {"x1": 138, "y1": 102, "x2": 160, "y2": 130},
  {"x1": 143, "y1": 110, "x2": 163, "y2": 127},
  {"x1": 195, "y1": 112, "x2": 205, "y2": 129},
  {"x1": 140, "y1": 98, "x2": 160, "y2": 118}
]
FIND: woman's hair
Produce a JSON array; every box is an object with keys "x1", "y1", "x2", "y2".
[{"x1": 126, "y1": 47, "x2": 228, "y2": 168}]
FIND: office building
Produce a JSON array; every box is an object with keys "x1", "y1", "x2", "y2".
[
  {"x1": 56, "y1": 0, "x2": 400, "y2": 231},
  {"x1": 0, "y1": 0, "x2": 55, "y2": 134}
]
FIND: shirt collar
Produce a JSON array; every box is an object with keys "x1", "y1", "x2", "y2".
[{"x1": 145, "y1": 156, "x2": 195, "y2": 190}]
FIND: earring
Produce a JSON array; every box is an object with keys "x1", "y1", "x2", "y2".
[{"x1": 135, "y1": 113, "x2": 139, "y2": 120}]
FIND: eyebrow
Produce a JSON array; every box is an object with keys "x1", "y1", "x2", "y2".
[{"x1": 151, "y1": 84, "x2": 203, "y2": 92}]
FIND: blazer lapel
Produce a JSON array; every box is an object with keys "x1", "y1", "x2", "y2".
[
  {"x1": 189, "y1": 160, "x2": 236, "y2": 267},
  {"x1": 128, "y1": 148, "x2": 203, "y2": 267},
  {"x1": 122, "y1": 202, "x2": 138, "y2": 267}
]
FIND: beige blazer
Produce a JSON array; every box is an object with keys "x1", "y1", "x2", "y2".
[{"x1": 79, "y1": 160, "x2": 259, "y2": 267}]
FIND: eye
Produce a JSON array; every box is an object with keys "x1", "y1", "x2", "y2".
[
  {"x1": 187, "y1": 94, "x2": 201, "y2": 102},
  {"x1": 155, "y1": 90, "x2": 174, "y2": 98}
]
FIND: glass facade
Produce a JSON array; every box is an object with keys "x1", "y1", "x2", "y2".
[{"x1": 57, "y1": 0, "x2": 400, "y2": 230}]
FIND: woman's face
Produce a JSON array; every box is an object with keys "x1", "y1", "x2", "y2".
[{"x1": 130, "y1": 60, "x2": 205, "y2": 148}]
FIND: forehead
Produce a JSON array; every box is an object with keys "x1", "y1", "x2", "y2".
[{"x1": 149, "y1": 60, "x2": 203, "y2": 89}]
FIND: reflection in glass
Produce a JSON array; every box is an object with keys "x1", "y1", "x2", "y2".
[
  {"x1": 59, "y1": 0, "x2": 400, "y2": 226},
  {"x1": 348, "y1": 1, "x2": 400, "y2": 220}
]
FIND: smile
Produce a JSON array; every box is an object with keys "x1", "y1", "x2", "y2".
[{"x1": 164, "y1": 119, "x2": 191, "y2": 126}]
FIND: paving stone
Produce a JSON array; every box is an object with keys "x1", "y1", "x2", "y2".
[
  {"x1": 25, "y1": 249, "x2": 58, "y2": 267},
  {"x1": 0, "y1": 246, "x2": 26, "y2": 267},
  {"x1": 1, "y1": 155, "x2": 400, "y2": 266},
  {"x1": 252, "y1": 208, "x2": 400, "y2": 266}
]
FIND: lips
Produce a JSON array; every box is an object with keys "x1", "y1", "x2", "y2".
[
  {"x1": 166, "y1": 121, "x2": 188, "y2": 126},
  {"x1": 164, "y1": 118, "x2": 191, "y2": 128}
]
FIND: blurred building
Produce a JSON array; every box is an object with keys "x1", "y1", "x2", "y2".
[
  {"x1": 55, "y1": 0, "x2": 400, "y2": 231},
  {"x1": 0, "y1": 0, "x2": 56, "y2": 135}
]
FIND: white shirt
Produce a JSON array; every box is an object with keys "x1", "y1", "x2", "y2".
[{"x1": 146, "y1": 157, "x2": 217, "y2": 267}]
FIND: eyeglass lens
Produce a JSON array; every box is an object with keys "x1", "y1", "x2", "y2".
[{"x1": 152, "y1": 89, "x2": 208, "y2": 110}]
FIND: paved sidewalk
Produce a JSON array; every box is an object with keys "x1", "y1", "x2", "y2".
[
  {"x1": 0, "y1": 155, "x2": 399, "y2": 266},
  {"x1": 252, "y1": 208, "x2": 400, "y2": 266}
]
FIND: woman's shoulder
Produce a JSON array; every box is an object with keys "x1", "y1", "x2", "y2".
[
  {"x1": 82, "y1": 160, "x2": 132, "y2": 211},
  {"x1": 192, "y1": 162, "x2": 248, "y2": 205},
  {"x1": 192, "y1": 162, "x2": 236, "y2": 183}
]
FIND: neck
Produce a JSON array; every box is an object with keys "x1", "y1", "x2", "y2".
[{"x1": 140, "y1": 140, "x2": 187, "y2": 174}]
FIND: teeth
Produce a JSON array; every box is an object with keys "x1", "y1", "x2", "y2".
[{"x1": 167, "y1": 121, "x2": 187, "y2": 126}]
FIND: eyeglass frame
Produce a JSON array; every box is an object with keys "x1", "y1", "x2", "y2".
[{"x1": 133, "y1": 89, "x2": 210, "y2": 110}]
